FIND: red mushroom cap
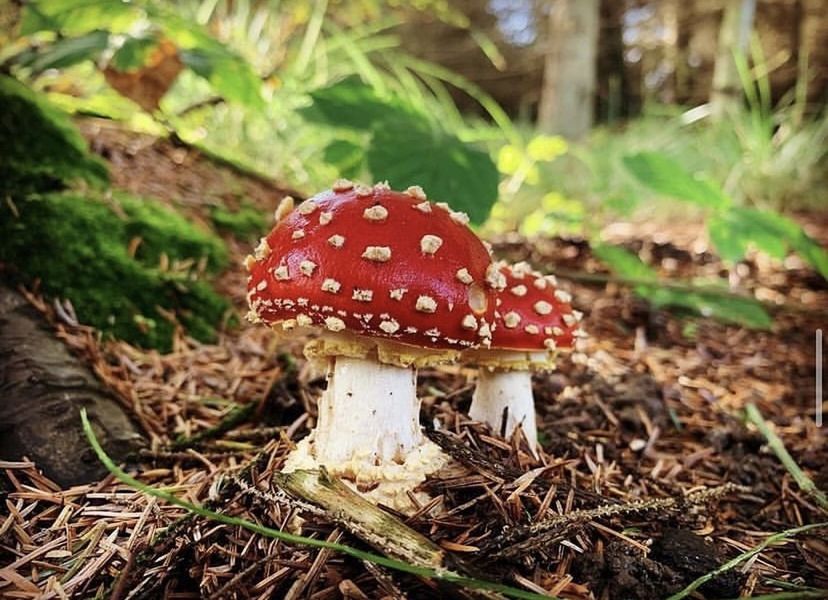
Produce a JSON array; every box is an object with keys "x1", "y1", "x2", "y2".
[
  {"x1": 490, "y1": 262, "x2": 583, "y2": 352},
  {"x1": 246, "y1": 182, "x2": 500, "y2": 350}
]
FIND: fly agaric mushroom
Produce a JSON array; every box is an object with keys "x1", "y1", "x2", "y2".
[
  {"x1": 465, "y1": 262, "x2": 585, "y2": 451},
  {"x1": 246, "y1": 181, "x2": 499, "y2": 508}
]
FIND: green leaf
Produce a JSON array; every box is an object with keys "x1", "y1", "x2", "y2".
[
  {"x1": 301, "y1": 77, "x2": 415, "y2": 131},
  {"x1": 592, "y1": 244, "x2": 657, "y2": 281},
  {"x1": 649, "y1": 288, "x2": 772, "y2": 330},
  {"x1": 708, "y1": 213, "x2": 752, "y2": 263},
  {"x1": 593, "y1": 242, "x2": 771, "y2": 329},
  {"x1": 15, "y1": 30, "x2": 110, "y2": 74},
  {"x1": 21, "y1": 0, "x2": 141, "y2": 36},
  {"x1": 366, "y1": 117, "x2": 499, "y2": 225},
  {"x1": 789, "y1": 231, "x2": 828, "y2": 280},
  {"x1": 623, "y1": 152, "x2": 731, "y2": 210},
  {"x1": 323, "y1": 140, "x2": 365, "y2": 179},
  {"x1": 179, "y1": 47, "x2": 263, "y2": 109},
  {"x1": 109, "y1": 34, "x2": 162, "y2": 72},
  {"x1": 148, "y1": 7, "x2": 263, "y2": 109}
]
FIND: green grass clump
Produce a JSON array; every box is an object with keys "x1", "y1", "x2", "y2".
[
  {"x1": 0, "y1": 75, "x2": 109, "y2": 194},
  {"x1": 0, "y1": 192, "x2": 231, "y2": 351},
  {"x1": 210, "y1": 204, "x2": 267, "y2": 239}
]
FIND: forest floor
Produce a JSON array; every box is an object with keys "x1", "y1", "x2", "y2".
[{"x1": 1, "y1": 121, "x2": 826, "y2": 600}]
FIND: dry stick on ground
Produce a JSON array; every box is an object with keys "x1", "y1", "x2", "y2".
[
  {"x1": 275, "y1": 469, "x2": 506, "y2": 600},
  {"x1": 745, "y1": 403, "x2": 828, "y2": 512},
  {"x1": 480, "y1": 483, "x2": 746, "y2": 560}
]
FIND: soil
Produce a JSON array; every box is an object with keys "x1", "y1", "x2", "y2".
[{"x1": 0, "y1": 122, "x2": 826, "y2": 599}]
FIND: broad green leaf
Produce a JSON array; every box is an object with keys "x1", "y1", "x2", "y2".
[
  {"x1": 710, "y1": 207, "x2": 827, "y2": 277},
  {"x1": 592, "y1": 243, "x2": 657, "y2": 282},
  {"x1": 789, "y1": 231, "x2": 828, "y2": 280},
  {"x1": 708, "y1": 212, "x2": 752, "y2": 263},
  {"x1": 593, "y1": 242, "x2": 771, "y2": 329},
  {"x1": 366, "y1": 117, "x2": 499, "y2": 225},
  {"x1": 148, "y1": 7, "x2": 263, "y2": 109},
  {"x1": 300, "y1": 77, "x2": 415, "y2": 131},
  {"x1": 649, "y1": 288, "x2": 772, "y2": 330},
  {"x1": 15, "y1": 30, "x2": 109, "y2": 74},
  {"x1": 179, "y1": 48, "x2": 263, "y2": 109},
  {"x1": 527, "y1": 135, "x2": 568, "y2": 162},
  {"x1": 623, "y1": 152, "x2": 731, "y2": 210},
  {"x1": 323, "y1": 140, "x2": 364, "y2": 179},
  {"x1": 21, "y1": 0, "x2": 141, "y2": 36},
  {"x1": 109, "y1": 34, "x2": 162, "y2": 72}
]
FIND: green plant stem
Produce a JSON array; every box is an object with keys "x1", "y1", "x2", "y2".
[
  {"x1": 80, "y1": 409, "x2": 555, "y2": 600},
  {"x1": 666, "y1": 522, "x2": 828, "y2": 600},
  {"x1": 745, "y1": 403, "x2": 828, "y2": 511}
]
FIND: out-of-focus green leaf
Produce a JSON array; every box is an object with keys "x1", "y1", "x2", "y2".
[
  {"x1": 323, "y1": 139, "x2": 364, "y2": 179},
  {"x1": 14, "y1": 30, "x2": 109, "y2": 74},
  {"x1": 592, "y1": 243, "x2": 657, "y2": 282},
  {"x1": 708, "y1": 207, "x2": 828, "y2": 278},
  {"x1": 21, "y1": 0, "x2": 141, "y2": 36},
  {"x1": 109, "y1": 34, "x2": 162, "y2": 72},
  {"x1": 497, "y1": 144, "x2": 522, "y2": 175},
  {"x1": 148, "y1": 7, "x2": 263, "y2": 109},
  {"x1": 789, "y1": 230, "x2": 828, "y2": 279},
  {"x1": 179, "y1": 48, "x2": 262, "y2": 108},
  {"x1": 301, "y1": 77, "x2": 415, "y2": 131},
  {"x1": 527, "y1": 135, "x2": 568, "y2": 162},
  {"x1": 623, "y1": 152, "x2": 731, "y2": 210},
  {"x1": 366, "y1": 117, "x2": 499, "y2": 225},
  {"x1": 593, "y1": 242, "x2": 771, "y2": 329}
]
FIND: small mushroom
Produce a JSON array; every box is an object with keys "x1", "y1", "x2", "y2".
[
  {"x1": 246, "y1": 182, "x2": 498, "y2": 510},
  {"x1": 464, "y1": 262, "x2": 583, "y2": 452}
]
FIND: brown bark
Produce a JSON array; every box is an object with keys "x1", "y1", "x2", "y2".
[{"x1": 0, "y1": 285, "x2": 145, "y2": 486}]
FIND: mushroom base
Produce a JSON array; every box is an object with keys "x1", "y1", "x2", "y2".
[
  {"x1": 282, "y1": 355, "x2": 447, "y2": 512},
  {"x1": 469, "y1": 366, "x2": 538, "y2": 451}
]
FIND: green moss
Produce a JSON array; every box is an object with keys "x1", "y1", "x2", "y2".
[
  {"x1": 0, "y1": 192, "x2": 231, "y2": 352},
  {"x1": 210, "y1": 204, "x2": 267, "y2": 239},
  {"x1": 0, "y1": 75, "x2": 108, "y2": 194},
  {"x1": 117, "y1": 194, "x2": 229, "y2": 270}
]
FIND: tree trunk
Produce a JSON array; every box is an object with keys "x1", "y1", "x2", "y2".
[
  {"x1": 710, "y1": 0, "x2": 757, "y2": 118},
  {"x1": 0, "y1": 285, "x2": 145, "y2": 487},
  {"x1": 537, "y1": 0, "x2": 600, "y2": 138}
]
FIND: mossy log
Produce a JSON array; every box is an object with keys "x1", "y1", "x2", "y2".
[{"x1": 0, "y1": 285, "x2": 145, "y2": 486}]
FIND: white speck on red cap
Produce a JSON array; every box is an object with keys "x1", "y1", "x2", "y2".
[
  {"x1": 321, "y1": 278, "x2": 341, "y2": 293},
  {"x1": 328, "y1": 234, "x2": 345, "y2": 248},
  {"x1": 420, "y1": 234, "x2": 443, "y2": 255},
  {"x1": 362, "y1": 246, "x2": 391, "y2": 262},
  {"x1": 297, "y1": 199, "x2": 317, "y2": 215},
  {"x1": 456, "y1": 268, "x2": 473, "y2": 284},
  {"x1": 405, "y1": 186, "x2": 426, "y2": 200},
  {"x1": 299, "y1": 260, "x2": 317, "y2": 276},
  {"x1": 332, "y1": 179, "x2": 354, "y2": 192},
  {"x1": 534, "y1": 300, "x2": 553, "y2": 315},
  {"x1": 324, "y1": 316, "x2": 346, "y2": 331},
  {"x1": 363, "y1": 205, "x2": 388, "y2": 221},
  {"x1": 352, "y1": 289, "x2": 373, "y2": 302},
  {"x1": 292, "y1": 229, "x2": 305, "y2": 240},
  {"x1": 319, "y1": 211, "x2": 333, "y2": 225},
  {"x1": 415, "y1": 296, "x2": 437, "y2": 313}
]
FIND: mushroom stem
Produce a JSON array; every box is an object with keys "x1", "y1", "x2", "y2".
[
  {"x1": 283, "y1": 354, "x2": 447, "y2": 511},
  {"x1": 470, "y1": 367, "x2": 538, "y2": 451},
  {"x1": 313, "y1": 356, "x2": 422, "y2": 464}
]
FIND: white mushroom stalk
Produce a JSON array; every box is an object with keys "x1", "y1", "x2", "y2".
[
  {"x1": 284, "y1": 354, "x2": 448, "y2": 510},
  {"x1": 470, "y1": 364, "x2": 537, "y2": 449}
]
